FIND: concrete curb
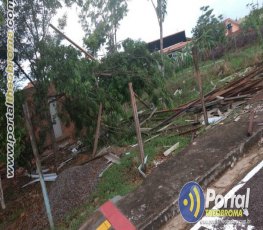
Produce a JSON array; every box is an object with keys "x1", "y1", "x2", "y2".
[{"x1": 139, "y1": 129, "x2": 263, "y2": 230}]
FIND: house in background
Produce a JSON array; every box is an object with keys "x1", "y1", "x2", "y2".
[
  {"x1": 23, "y1": 82, "x2": 76, "y2": 149},
  {"x1": 224, "y1": 18, "x2": 241, "y2": 36},
  {"x1": 147, "y1": 31, "x2": 192, "y2": 56}
]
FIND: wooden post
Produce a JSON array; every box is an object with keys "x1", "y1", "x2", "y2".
[
  {"x1": 92, "y1": 103, "x2": 103, "y2": 157},
  {"x1": 0, "y1": 176, "x2": 5, "y2": 209},
  {"x1": 129, "y1": 83, "x2": 146, "y2": 172},
  {"x1": 23, "y1": 103, "x2": 55, "y2": 229},
  {"x1": 192, "y1": 46, "x2": 209, "y2": 126}
]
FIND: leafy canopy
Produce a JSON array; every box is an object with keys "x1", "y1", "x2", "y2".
[
  {"x1": 79, "y1": 0, "x2": 128, "y2": 55},
  {"x1": 192, "y1": 6, "x2": 225, "y2": 51},
  {"x1": 241, "y1": 3, "x2": 263, "y2": 32}
]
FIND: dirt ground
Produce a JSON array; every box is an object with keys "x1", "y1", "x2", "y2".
[{"x1": 0, "y1": 143, "x2": 128, "y2": 230}]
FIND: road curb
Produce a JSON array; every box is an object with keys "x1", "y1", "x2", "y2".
[{"x1": 139, "y1": 129, "x2": 263, "y2": 230}]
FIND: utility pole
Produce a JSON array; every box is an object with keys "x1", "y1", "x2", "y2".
[{"x1": 23, "y1": 103, "x2": 54, "y2": 229}]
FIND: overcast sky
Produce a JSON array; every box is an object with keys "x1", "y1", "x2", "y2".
[{"x1": 52, "y1": 0, "x2": 263, "y2": 51}]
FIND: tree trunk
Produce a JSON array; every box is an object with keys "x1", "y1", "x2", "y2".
[
  {"x1": 160, "y1": 21, "x2": 164, "y2": 54},
  {"x1": 159, "y1": 20, "x2": 165, "y2": 77}
]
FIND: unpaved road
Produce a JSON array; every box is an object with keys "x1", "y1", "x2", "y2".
[{"x1": 162, "y1": 144, "x2": 263, "y2": 230}]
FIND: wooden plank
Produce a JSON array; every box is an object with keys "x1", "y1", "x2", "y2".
[
  {"x1": 129, "y1": 82, "x2": 146, "y2": 172},
  {"x1": 140, "y1": 107, "x2": 157, "y2": 126},
  {"x1": 104, "y1": 153, "x2": 120, "y2": 164},
  {"x1": 163, "y1": 142, "x2": 180, "y2": 156}
]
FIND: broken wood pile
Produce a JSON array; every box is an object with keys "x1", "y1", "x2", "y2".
[{"x1": 142, "y1": 63, "x2": 263, "y2": 132}]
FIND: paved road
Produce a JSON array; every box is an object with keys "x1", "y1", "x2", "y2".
[{"x1": 192, "y1": 160, "x2": 263, "y2": 230}]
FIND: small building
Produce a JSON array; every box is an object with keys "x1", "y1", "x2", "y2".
[
  {"x1": 224, "y1": 18, "x2": 241, "y2": 36},
  {"x1": 23, "y1": 82, "x2": 76, "y2": 149},
  {"x1": 147, "y1": 31, "x2": 191, "y2": 55}
]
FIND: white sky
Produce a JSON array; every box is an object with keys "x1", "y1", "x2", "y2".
[{"x1": 52, "y1": 0, "x2": 263, "y2": 49}]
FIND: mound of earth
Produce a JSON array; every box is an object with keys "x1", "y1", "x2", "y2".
[{"x1": 49, "y1": 158, "x2": 107, "y2": 222}]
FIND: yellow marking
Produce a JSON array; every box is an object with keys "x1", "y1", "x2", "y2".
[
  {"x1": 96, "y1": 219, "x2": 111, "y2": 230},
  {"x1": 189, "y1": 192, "x2": 194, "y2": 212},
  {"x1": 193, "y1": 186, "x2": 201, "y2": 218},
  {"x1": 183, "y1": 199, "x2": 188, "y2": 206}
]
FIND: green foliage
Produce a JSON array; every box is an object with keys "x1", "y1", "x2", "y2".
[
  {"x1": 150, "y1": 0, "x2": 167, "y2": 24},
  {"x1": 241, "y1": 3, "x2": 263, "y2": 39},
  {"x1": 0, "y1": 1, "x2": 4, "y2": 26},
  {"x1": 79, "y1": 0, "x2": 128, "y2": 54},
  {"x1": 36, "y1": 38, "x2": 174, "y2": 146},
  {"x1": 171, "y1": 43, "x2": 193, "y2": 70},
  {"x1": 156, "y1": 0, "x2": 167, "y2": 23},
  {"x1": 192, "y1": 6, "x2": 226, "y2": 53},
  {"x1": 0, "y1": 0, "x2": 66, "y2": 165},
  {"x1": 99, "y1": 39, "x2": 171, "y2": 105},
  {"x1": 0, "y1": 91, "x2": 29, "y2": 164}
]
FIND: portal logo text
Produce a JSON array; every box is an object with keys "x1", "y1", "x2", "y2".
[
  {"x1": 205, "y1": 188, "x2": 250, "y2": 217},
  {"x1": 179, "y1": 182, "x2": 250, "y2": 223},
  {"x1": 6, "y1": 0, "x2": 16, "y2": 178}
]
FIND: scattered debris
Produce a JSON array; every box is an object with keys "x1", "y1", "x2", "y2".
[
  {"x1": 138, "y1": 155, "x2": 148, "y2": 178},
  {"x1": 97, "y1": 146, "x2": 111, "y2": 156},
  {"x1": 234, "y1": 116, "x2": 241, "y2": 122},
  {"x1": 153, "y1": 159, "x2": 165, "y2": 167},
  {"x1": 58, "y1": 157, "x2": 74, "y2": 170},
  {"x1": 104, "y1": 153, "x2": 120, "y2": 164},
  {"x1": 99, "y1": 163, "x2": 114, "y2": 178},
  {"x1": 148, "y1": 64, "x2": 263, "y2": 132},
  {"x1": 202, "y1": 116, "x2": 223, "y2": 125},
  {"x1": 70, "y1": 140, "x2": 84, "y2": 156},
  {"x1": 22, "y1": 174, "x2": 57, "y2": 188},
  {"x1": 140, "y1": 107, "x2": 157, "y2": 126},
  {"x1": 163, "y1": 142, "x2": 180, "y2": 157},
  {"x1": 174, "y1": 88, "x2": 182, "y2": 96},
  {"x1": 26, "y1": 173, "x2": 57, "y2": 179},
  {"x1": 131, "y1": 134, "x2": 161, "y2": 148}
]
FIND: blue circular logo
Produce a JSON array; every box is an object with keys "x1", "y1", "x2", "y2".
[{"x1": 178, "y1": 181, "x2": 205, "y2": 223}]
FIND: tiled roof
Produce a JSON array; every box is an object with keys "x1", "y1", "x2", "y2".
[{"x1": 162, "y1": 41, "x2": 191, "y2": 54}]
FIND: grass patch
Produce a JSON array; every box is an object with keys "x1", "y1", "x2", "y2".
[{"x1": 167, "y1": 43, "x2": 263, "y2": 107}]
